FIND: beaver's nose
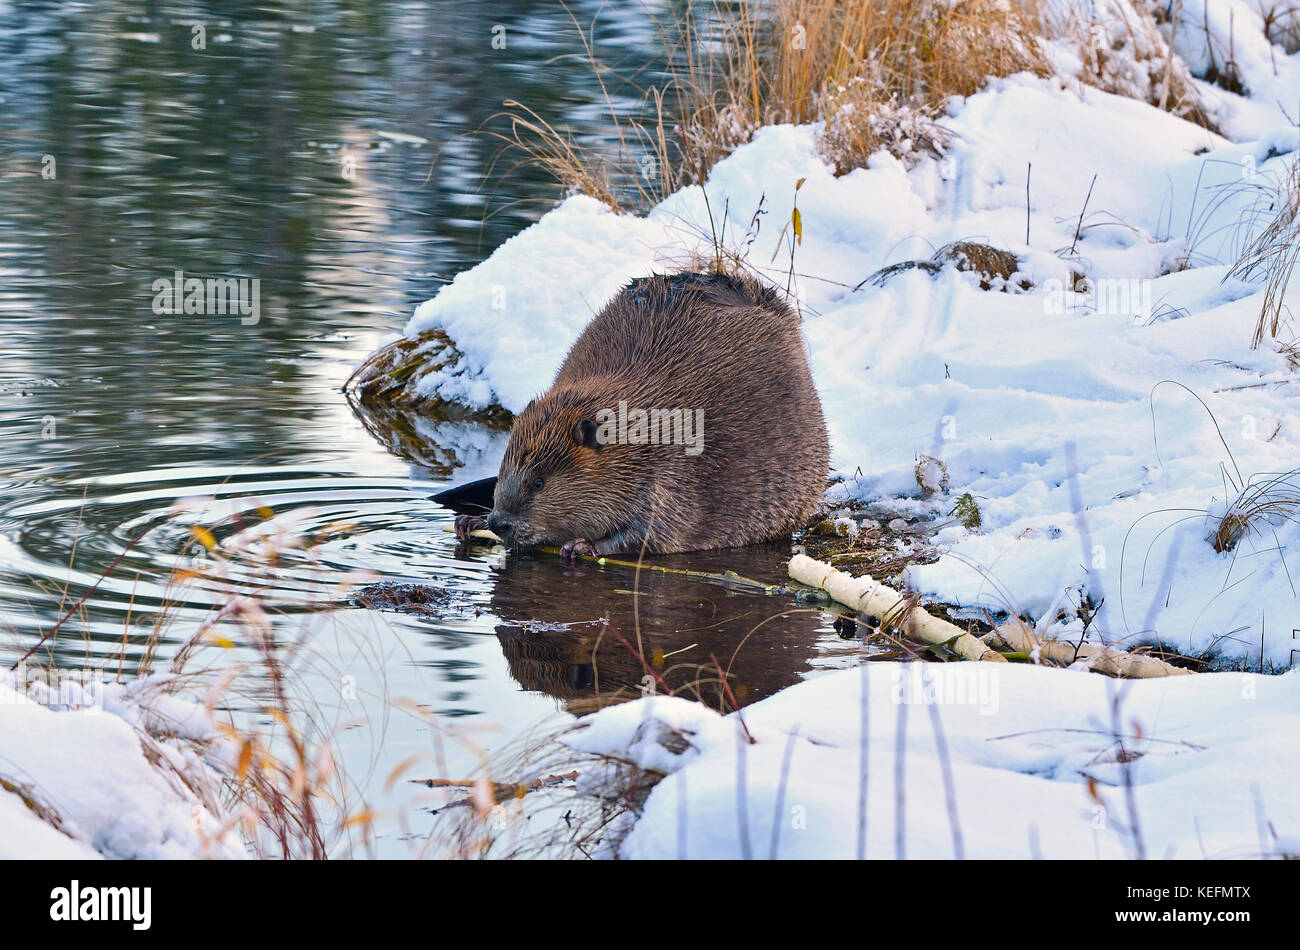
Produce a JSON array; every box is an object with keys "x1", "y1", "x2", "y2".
[{"x1": 486, "y1": 511, "x2": 515, "y2": 538}]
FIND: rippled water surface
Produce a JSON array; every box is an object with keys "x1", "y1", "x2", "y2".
[{"x1": 0, "y1": 0, "x2": 860, "y2": 855}]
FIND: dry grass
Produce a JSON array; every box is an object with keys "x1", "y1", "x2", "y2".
[
  {"x1": 494, "y1": 0, "x2": 1269, "y2": 213},
  {"x1": 489, "y1": 101, "x2": 623, "y2": 213},
  {"x1": 484, "y1": 6, "x2": 686, "y2": 214},
  {"x1": 1047, "y1": 0, "x2": 1215, "y2": 127},
  {"x1": 0, "y1": 775, "x2": 76, "y2": 838},
  {"x1": 495, "y1": 0, "x2": 1050, "y2": 214},
  {"x1": 1212, "y1": 469, "x2": 1300, "y2": 554},
  {"x1": 681, "y1": 0, "x2": 1048, "y2": 176},
  {"x1": 1261, "y1": 1, "x2": 1300, "y2": 54},
  {"x1": 1227, "y1": 154, "x2": 1300, "y2": 349},
  {"x1": 417, "y1": 715, "x2": 669, "y2": 859},
  {"x1": 3, "y1": 500, "x2": 390, "y2": 859},
  {"x1": 818, "y1": 82, "x2": 951, "y2": 176},
  {"x1": 416, "y1": 614, "x2": 732, "y2": 858},
  {"x1": 418, "y1": 608, "x2": 814, "y2": 858}
]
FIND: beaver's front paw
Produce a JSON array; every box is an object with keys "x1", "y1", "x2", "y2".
[
  {"x1": 560, "y1": 538, "x2": 597, "y2": 561},
  {"x1": 454, "y1": 513, "x2": 487, "y2": 541}
]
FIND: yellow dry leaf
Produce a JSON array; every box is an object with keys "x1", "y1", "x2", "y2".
[{"x1": 190, "y1": 525, "x2": 217, "y2": 551}]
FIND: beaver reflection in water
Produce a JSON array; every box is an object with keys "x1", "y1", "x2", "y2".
[{"x1": 456, "y1": 271, "x2": 829, "y2": 558}]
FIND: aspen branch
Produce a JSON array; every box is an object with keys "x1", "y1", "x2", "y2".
[
  {"x1": 987, "y1": 617, "x2": 1193, "y2": 677},
  {"x1": 789, "y1": 553, "x2": 1193, "y2": 677},
  {"x1": 788, "y1": 553, "x2": 1005, "y2": 662}
]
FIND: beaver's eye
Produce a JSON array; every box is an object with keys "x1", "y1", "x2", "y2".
[{"x1": 531, "y1": 477, "x2": 545, "y2": 492}]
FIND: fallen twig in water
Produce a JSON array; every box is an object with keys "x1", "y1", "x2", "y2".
[{"x1": 445, "y1": 525, "x2": 814, "y2": 598}]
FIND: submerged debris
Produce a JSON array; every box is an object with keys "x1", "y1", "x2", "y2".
[{"x1": 351, "y1": 582, "x2": 460, "y2": 617}]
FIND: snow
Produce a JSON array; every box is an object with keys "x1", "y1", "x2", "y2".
[
  {"x1": 405, "y1": 196, "x2": 675, "y2": 412},
  {"x1": 565, "y1": 662, "x2": 1300, "y2": 859},
  {"x1": 0, "y1": 670, "x2": 246, "y2": 859},
  {"x1": 402, "y1": 67, "x2": 1300, "y2": 666},
  {"x1": 1171, "y1": 0, "x2": 1300, "y2": 140}
]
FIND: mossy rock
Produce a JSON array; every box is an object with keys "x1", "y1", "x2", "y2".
[{"x1": 344, "y1": 329, "x2": 513, "y2": 470}]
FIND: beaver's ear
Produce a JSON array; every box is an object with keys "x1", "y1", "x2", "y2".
[{"x1": 573, "y1": 418, "x2": 601, "y2": 450}]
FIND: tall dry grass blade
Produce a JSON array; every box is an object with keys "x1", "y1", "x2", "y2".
[{"x1": 1227, "y1": 156, "x2": 1300, "y2": 348}]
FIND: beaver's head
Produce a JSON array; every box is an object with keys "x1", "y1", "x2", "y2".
[{"x1": 487, "y1": 383, "x2": 640, "y2": 548}]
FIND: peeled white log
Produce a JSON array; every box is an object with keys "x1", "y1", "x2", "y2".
[
  {"x1": 990, "y1": 619, "x2": 1193, "y2": 678},
  {"x1": 788, "y1": 554, "x2": 1005, "y2": 663},
  {"x1": 789, "y1": 553, "x2": 1193, "y2": 677}
]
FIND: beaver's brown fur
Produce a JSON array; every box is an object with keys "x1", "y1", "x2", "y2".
[{"x1": 462, "y1": 271, "x2": 829, "y2": 557}]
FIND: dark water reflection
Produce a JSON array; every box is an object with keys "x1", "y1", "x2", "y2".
[
  {"x1": 0, "y1": 0, "x2": 860, "y2": 854},
  {"x1": 488, "y1": 545, "x2": 848, "y2": 716}
]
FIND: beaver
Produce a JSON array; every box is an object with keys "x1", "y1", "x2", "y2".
[{"x1": 454, "y1": 271, "x2": 829, "y2": 558}]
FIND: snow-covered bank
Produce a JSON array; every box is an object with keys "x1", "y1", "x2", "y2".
[
  {"x1": 398, "y1": 68, "x2": 1299, "y2": 665},
  {"x1": 0, "y1": 670, "x2": 245, "y2": 859},
  {"x1": 565, "y1": 662, "x2": 1300, "y2": 859}
]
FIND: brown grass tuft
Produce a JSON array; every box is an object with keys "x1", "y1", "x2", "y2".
[
  {"x1": 1212, "y1": 470, "x2": 1300, "y2": 553},
  {"x1": 492, "y1": 0, "x2": 1051, "y2": 214},
  {"x1": 682, "y1": 0, "x2": 1049, "y2": 179}
]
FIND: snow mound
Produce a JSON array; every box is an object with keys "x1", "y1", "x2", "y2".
[
  {"x1": 0, "y1": 671, "x2": 245, "y2": 860},
  {"x1": 568, "y1": 662, "x2": 1300, "y2": 859}
]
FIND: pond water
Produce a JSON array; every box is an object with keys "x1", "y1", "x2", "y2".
[{"x1": 0, "y1": 0, "x2": 863, "y2": 856}]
